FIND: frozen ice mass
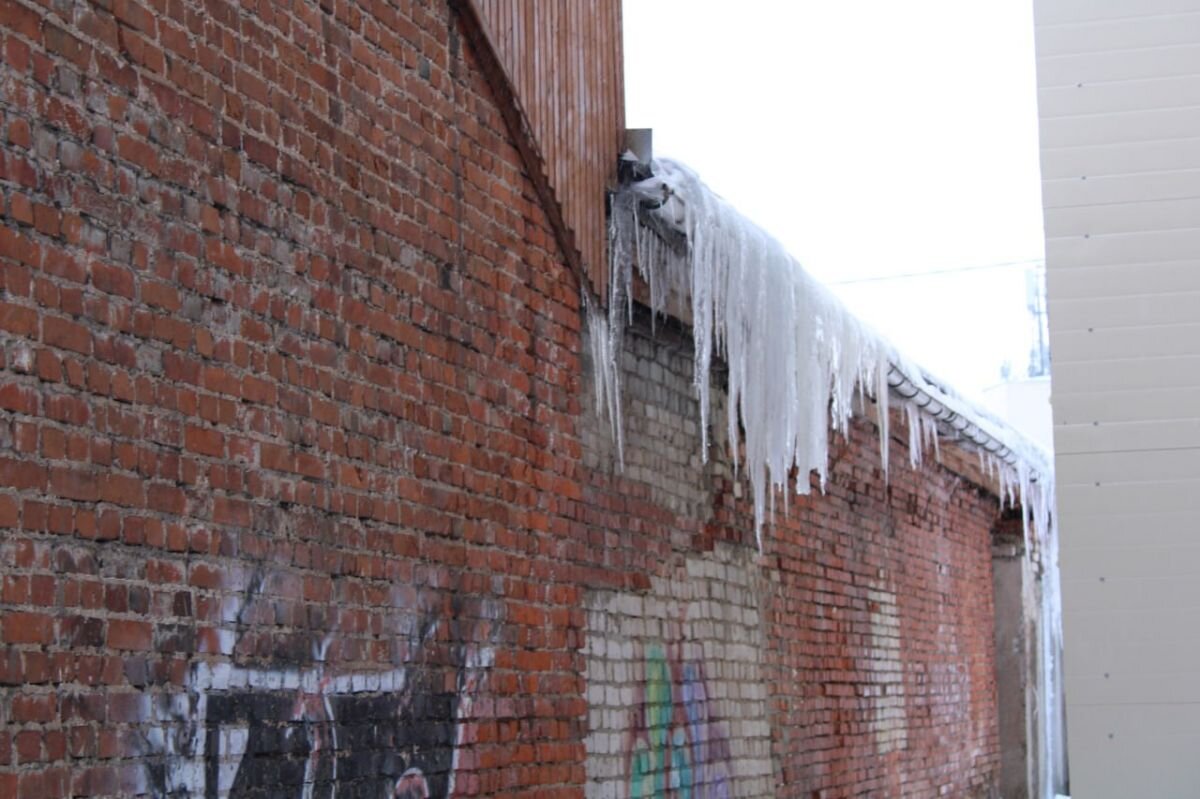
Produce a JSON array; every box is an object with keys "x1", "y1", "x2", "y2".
[
  {"x1": 595, "y1": 158, "x2": 1056, "y2": 556},
  {"x1": 591, "y1": 159, "x2": 1064, "y2": 795}
]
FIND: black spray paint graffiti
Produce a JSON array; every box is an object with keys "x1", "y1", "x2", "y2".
[
  {"x1": 147, "y1": 574, "x2": 499, "y2": 799},
  {"x1": 171, "y1": 659, "x2": 465, "y2": 798}
]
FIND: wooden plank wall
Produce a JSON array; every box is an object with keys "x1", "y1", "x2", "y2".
[{"x1": 470, "y1": 0, "x2": 625, "y2": 299}]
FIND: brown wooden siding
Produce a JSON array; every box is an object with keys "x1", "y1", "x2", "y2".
[{"x1": 470, "y1": 0, "x2": 625, "y2": 300}]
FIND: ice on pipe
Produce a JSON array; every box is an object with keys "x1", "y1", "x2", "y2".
[{"x1": 592, "y1": 158, "x2": 1056, "y2": 558}]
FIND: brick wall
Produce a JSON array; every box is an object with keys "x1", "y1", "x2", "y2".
[
  {"x1": 579, "y1": 319, "x2": 1005, "y2": 798},
  {"x1": 0, "y1": 1, "x2": 586, "y2": 796},
  {"x1": 759, "y1": 426, "x2": 1003, "y2": 798},
  {"x1": 0, "y1": 2, "x2": 1006, "y2": 797}
]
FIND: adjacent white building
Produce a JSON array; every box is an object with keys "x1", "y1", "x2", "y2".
[{"x1": 1035, "y1": 1, "x2": 1200, "y2": 795}]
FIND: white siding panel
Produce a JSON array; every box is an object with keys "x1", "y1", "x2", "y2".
[
  {"x1": 1047, "y1": 289, "x2": 1200, "y2": 331},
  {"x1": 1039, "y1": 103, "x2": 1200, "y2": 148},
  {"x1": 1061, "y1": 574, "x2": 1200, "y2": 617},
  {"x1": 1037, "y1": 43, "x2": 1200, "y2": 87},
  {"x1": 1045, "y1": 260, "x2": 1200, "y2": 298},
  {"x1": 1041, "y1": 168, "x2": 1200, "y2": 208},
  {"x1": 1057, "y1": 478, "x2": 1200, "y2": 515},
  {"x1": 1062, "y1": 543, "x2": 1200, "y2": 581},
  {"x1": 1064, "y1": 711, "x2": 1200, "y2": 799},
  {"x1": 1064, "y1": 608, "x2": 1200, "y2": 665},
  {"x1": 1037, "y1": 11, "x2": 1200, "y2": 57},
  {"x1": 1044, "y1": 195, "x2": 1200, "y2": 236},
  {"x1": 1070, "y1": 666, "x2": 1200, "y2": 706},
  {"x1": 1037, "y1": 135, "x2": 1200, "y2": 178},
  {"x1": 1040, "y1": 74, "x2": 1200, "y2": 119},
  {"x1": 1051, "y1": 355, "x2": 1200, "y2": 393},
  {"x1": 1052, "y1": 323, "x2": 1200, "y2": 361},
  {"x1": 1054, "y1": 509, "x2": 1197, "y2": 547},
  {"x1": 1046, "y1": 227, "x2": 1200, "y2": 267},
  {"x1": 1055, "y1": 417, "x2": 1200, "y2": 454},
  {"x1": 1036, "y1": 2, "x2": 1200, "y2": 791},
  {"x1": 1037, "y1": 0, "x2": 1200, "y2": 26},
  {"x1": 1052, "y1": 385, "x2": 1200, "y2": 424},
  {"x1": 1057, "y1": 447, "x2": 1200, "y2": 485}
]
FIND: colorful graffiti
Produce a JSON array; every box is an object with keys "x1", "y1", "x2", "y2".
[
  {"x1": 145, "y1": 569, "x2": 499, "y2": 799},
  {"x1": 628, "y1": 643, "x2": 733, "y2": 799},
  {"x1": 583, "y1": 544, "x2": 773, "y2": 798}
]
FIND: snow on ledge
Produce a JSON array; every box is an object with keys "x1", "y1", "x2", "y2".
[{"x1": 589, "y1": 157, "x2": 1056, "y2": 559}]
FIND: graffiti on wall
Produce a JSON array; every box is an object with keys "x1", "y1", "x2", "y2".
[
  {"x1": 628, "y1": 642, "x2": 732, "y2": 799},
  {"x1": 145, "y1": 567, "x2": 499, "y2": 799},
  {"x1": 583, "y1": 543, "x2": 773, "y2": 799}
]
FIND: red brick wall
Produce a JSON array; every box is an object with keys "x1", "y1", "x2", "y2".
[
  {"x1": 0, "y1": 2, "x2": 1004, "y2": 797},
  {"x1": 760, "y1": 421, "x2": 1003, "y2": 798},
  {"x1": 579, "y1": 320, "x2": 1003, "y2": 798},
  {"x1": 0, "y1": 1, "x2": 586, "y2": 796}
]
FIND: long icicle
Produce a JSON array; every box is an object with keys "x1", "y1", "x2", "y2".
[{"x1": 602, "y1": 158, "x2": 1055, "y2": 568}]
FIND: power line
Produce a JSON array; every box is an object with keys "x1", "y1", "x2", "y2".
[{"x1": 826, "y1": 257, "x2": 1044, "y2": 286}]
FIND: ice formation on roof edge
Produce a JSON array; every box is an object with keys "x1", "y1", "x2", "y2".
[
  {"x1": 591, "y1": 156, "x2": 1065, "y2": 799},
  {"x1": 585, "y1": 155, "x2": 1065, "y2": 796},
  {"x1": 592, "y1": 158, "x2": 1056, "y2": 561}
]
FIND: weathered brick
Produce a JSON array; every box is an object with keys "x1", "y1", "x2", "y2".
[
  {"x1": 105, "y1": 620, "x2": 151, "y2": 652},
  {"x1": 44, "y1": 24, "x2": 91, "y2": 70},
  {"x1": 113, "y1": 0, "x2": 157, "y2": 35},
  {"x1": 99, "y1": 473, "x2": 144, "y2": 508},
  {"x1": 2, "y1": 611, "x2": 54, "y2": 645},
  {"x1": 9, "y1": 193, "x2": 33, "y2": 225},
  {"x1": 0, "y1": 302, "x2": 37, "y2": 340},
  {"x1": 49, "y1": 467, "x2": 99, "y2": 502},
  {"x1": 43, "y1": 317, "x2": 91, "y2": 355},
  {"x1": 0, "y1": 457, "x2": 47, "y2": 491},
  {"x1": 183, "y1": 424, "x2": 223, "y2": 458}
]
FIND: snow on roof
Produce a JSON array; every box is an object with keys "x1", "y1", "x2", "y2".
[{"x1": 589, "y1": 157, "x2": 1056, "y2": 558}]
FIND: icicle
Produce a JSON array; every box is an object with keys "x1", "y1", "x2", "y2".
[
  {"x1": 921, "y1": 414, "x2": 941, "y2": 462},
  {"x1": 876, "y1": 361, "x2": 891, "y2": 478},
  {"x1": 906, "y1": 402, "x2": 922, "y2": 469},
  {"x1": 599, "y1": 157, "x2": 1055, "y2": 559},
  {"x1": 584, "y1": 292, "x2": 624, "y2": 470}
]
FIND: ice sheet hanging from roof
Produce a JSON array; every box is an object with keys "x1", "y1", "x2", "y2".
[
  {"x1": 593, "y1": 157, "x2": 1056, "y2": 556},
  {"x1": 591, "y1": 156, "x2": 1063, "y2": 798}
]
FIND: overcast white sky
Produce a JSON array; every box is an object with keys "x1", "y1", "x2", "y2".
[{"x1": 623, "y1": 0, "x2": 1046, "y2": 399}]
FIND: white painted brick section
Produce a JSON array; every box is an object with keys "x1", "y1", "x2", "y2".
[{"x1": 582, "y1": 543, "x2": 774, "y2": 799}]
